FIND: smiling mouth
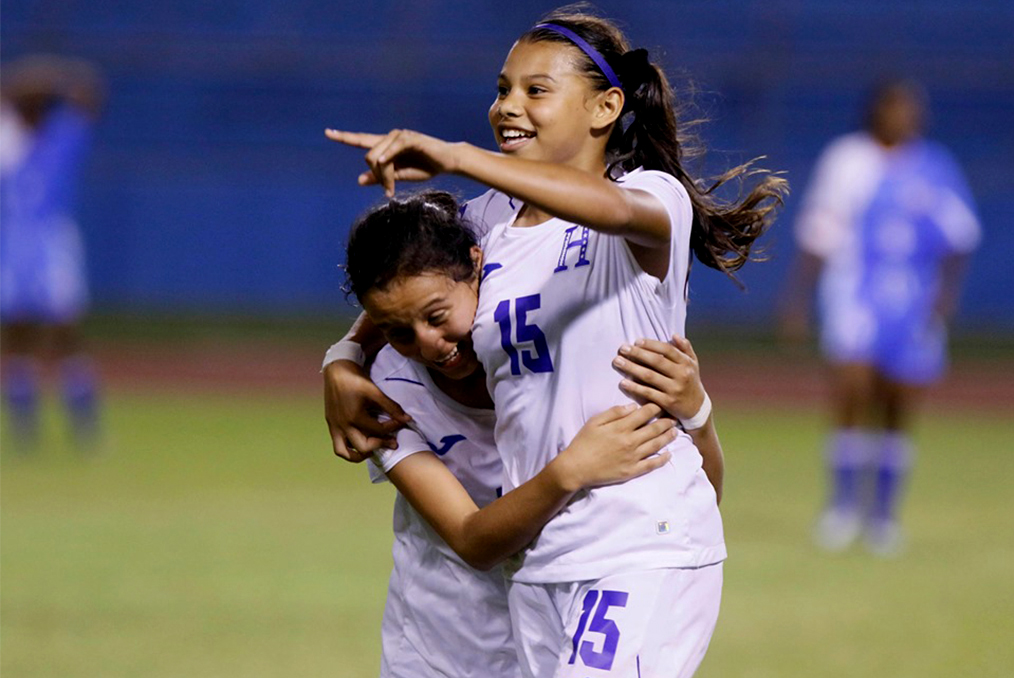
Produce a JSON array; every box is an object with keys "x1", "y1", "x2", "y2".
[
  {"x1": 499, "y1": 128, "x2": 536, "y2": 151},
  {"x1": 433, "y1": 345, "x2": 461, "y2": 367}
]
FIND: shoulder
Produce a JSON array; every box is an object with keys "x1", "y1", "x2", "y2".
[
  {"x1": 617, "y1": 168, "x2": 687, "y2": 196},
  {"x1": 617, "y1": 168, "x2": 692, "y2": 227},
  {"x1": 370, "y1": 346, "x2": 428, "y2": 399},
  {"x1": 463, "y1": 189, "x2": 517, "y2": 230},
  {"x1": 814, "y1": 132, "x2": 880, "y2": 169}
]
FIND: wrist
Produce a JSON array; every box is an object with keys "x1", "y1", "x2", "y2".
[
  {"x1": 679, "y1": 392, "x2": 712, "y2": 431},
  {"x1": 321, "y1": 339, "x2": 366, "y2": 371},
  {"x1": 546, "y1": 453, "x2": 583, "y2": 495}
]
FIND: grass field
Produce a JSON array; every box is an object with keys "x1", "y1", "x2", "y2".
[{"x1": 2, "y1": 385, "x2": 1012, "y2": 677}]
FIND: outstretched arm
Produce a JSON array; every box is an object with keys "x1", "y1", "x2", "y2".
[
  {"x1": 612, "y1": 335, "x2": 725, "y2": 504},
  {"x1": 385, "y1": 403, "x2": 675, "y2": 571},
  {"x1": 325, "y1": 129, "x2": 672, "y2": 249}
]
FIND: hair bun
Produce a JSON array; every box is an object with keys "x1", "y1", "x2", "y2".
[{"x1": 619, "y1": 48, "x2": 652, "y2": 90}]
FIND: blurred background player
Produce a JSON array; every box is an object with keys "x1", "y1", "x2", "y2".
[
  {"x1": 781, "y1": 80, "x2": 981, "y2": 555},
  {"x1": 1, "y1": 55, "x2": 106, "y2": 452}
]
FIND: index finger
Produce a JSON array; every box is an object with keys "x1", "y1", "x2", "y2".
[
  {"x1": 633, "y1": 337, "x2": 688, "y2": 361},
  {"x1": 325, "y1": 129, "x2": 385, "y2": 149}
]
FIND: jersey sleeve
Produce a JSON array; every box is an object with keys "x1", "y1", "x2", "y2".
[
  {"x1": 795, "y1": 137, "x2": 862, "y2": 259},
  {"x1": 365, "y1": 347, "x2": 433, "y2": 484},
  {"x1": 929, "y1": 148, "x2": 982, "y2": 255},
  {"x1": 367, "y1": 422, "x2": 433, "y2": 484},
  {"x1": 616, "y1": 169, "x2": 694, "y2": 300},
  {"x1": 462, "y1": 189, "x2": 518, "y2": 248}
]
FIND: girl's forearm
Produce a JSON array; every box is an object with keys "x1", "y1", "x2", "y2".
[
  {"x1": 688, "y1": 417, "x2": 724, "y2": 504},
  {"x1": 453, "y1": 143, "x2": 668, "y2": 246},
  {"x1": 455, "y1": 456, "x2": 577, "y2": 570}
]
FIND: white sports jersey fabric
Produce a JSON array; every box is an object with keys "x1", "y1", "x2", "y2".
[
  {"x1": 471, "y1": 169, "x2": 726, "y2": 584},
  {"x1": 367, "y1": 346, "x2": 520, "y2": 678}
]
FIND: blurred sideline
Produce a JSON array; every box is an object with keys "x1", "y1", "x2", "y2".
[{"x1": 73, "y1": 314, "x2": 1014, "y2": 413}]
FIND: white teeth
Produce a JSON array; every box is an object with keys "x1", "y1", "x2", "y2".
[
  {"x1": 435, "y1": 346, "x2": 460, "y2": 365},
  {"x1": 502, "y1": 129, "x2": 533, "y2": 139}
]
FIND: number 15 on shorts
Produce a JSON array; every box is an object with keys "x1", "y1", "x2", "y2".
[{"x1": 568, "y1": 589, "x2": 629, "y2": 671}]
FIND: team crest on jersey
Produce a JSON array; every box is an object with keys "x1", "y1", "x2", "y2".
[
  {"x1": 427, "y1": 434, "x2": 467, "y2": 456},
  {"x1": 554, "y1": 225, "x2": 591, "y2": 273}
]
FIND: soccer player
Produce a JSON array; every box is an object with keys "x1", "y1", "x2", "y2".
[
  {"x1": 325, "y1": 8, "x2": 784, "y2": 677},
  {"x1": 1, "y1": 55, "x2": 105, "y2": 451},
  {"x1": 336, "y1": 191, "x2": 720, "y2": 678},
  {"x1": 781, "y1": 80, "x2": 981, "y2": 555}
]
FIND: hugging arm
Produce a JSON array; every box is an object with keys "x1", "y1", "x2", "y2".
[
  {"x1": 386, "y1": 403, "x2": 675, "y2": 571},
  {"x1": 324, "y1": 312, "x2": 409, "y2": 461},
  {"x1": 613, "y1": 335, "x2": 725, "y2": 504}
]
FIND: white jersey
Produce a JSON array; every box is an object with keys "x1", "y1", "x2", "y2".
[
  {"x1": 367, "y1": 346, "x2": 520, "y2": 678},
  {"x1": 471, "y1": 169, "x2": 726, "y2": 584}
]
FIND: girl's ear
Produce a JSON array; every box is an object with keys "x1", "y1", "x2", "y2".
[
  {"x1": 591, "y1": 87, "x2": 624, "y2": 131},
  {"x1": 470, "y1": 245, "x2": 484, "y2": 275}
]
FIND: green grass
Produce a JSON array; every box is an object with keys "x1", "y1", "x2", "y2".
[{"x1": 2, "y1": 390, "x2": 1012, "y2": 677}]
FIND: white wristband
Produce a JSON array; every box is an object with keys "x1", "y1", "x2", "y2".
[
  {"x1": 679, "y1": 392, "x2": 712, "y2": 430},
  {"x1": 321, "y1": 339, "x2": 366, "y2": 371}
]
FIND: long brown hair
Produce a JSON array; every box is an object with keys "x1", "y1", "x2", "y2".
[{"x1": 523, "y1": 6, "x2": 788, "y2": 281}]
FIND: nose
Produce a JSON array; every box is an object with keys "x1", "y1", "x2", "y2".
[
  {"x1": 494, "y1": 91, "x2": 522, "y2": 119},
  {"x1": 415, "y1": 324, "x2": 450, "y2": 362}
]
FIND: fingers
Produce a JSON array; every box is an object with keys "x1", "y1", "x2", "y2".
[
  {"x1": 372, "y1": 390, "x2": 412, "y2": 425},
  {"x1": 630, "y1": 415, "x2": 677, "y2": 446},
  {"x1": 331, "y1": 431, "x2": 371, "y2": 462},
  {"x1": 613, "y1": 354, "x2": 673, "y2": 393},
  {"x1": 588, "y1": 403, "x2": 639, "y2": 426},
  {"x1": 324, "y1": 129, "x2": 385, "y2": 148},
  {"x1": 618, "y1": 378, "x2": 667, "y2": 408},
  {"x1": 636, "y1": 450, "x2": 672, "y2": 475},
  {"x1": 615, "y1": 402, "x2": 663, "y2": 430},
  {"x1": 671, "y1": 334, "x2": 697, "y2": 360}
]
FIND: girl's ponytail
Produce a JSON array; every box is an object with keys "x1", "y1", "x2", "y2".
[
  {"x1": 612, "y1": 48, "x2": 787, "y2": 280},
  {"x1": 526, "y1": 7, "x2": 788, "y2": 282}
]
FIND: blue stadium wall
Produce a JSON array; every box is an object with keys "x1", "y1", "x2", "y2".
[{"x1": 3, "y1": 1, "x2": 1012, "y2": 329}]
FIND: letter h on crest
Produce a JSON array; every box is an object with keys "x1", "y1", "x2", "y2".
[{"x1": 554, "y1": 226, "x2": 591, "y2": 273}]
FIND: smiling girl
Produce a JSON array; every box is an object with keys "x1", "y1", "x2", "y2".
[{"x1": 326, "y1": 8, "x2": 786, "y2": 678}]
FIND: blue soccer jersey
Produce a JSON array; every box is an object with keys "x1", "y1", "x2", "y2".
[
  {"x1": 795, "y1": 133, "x2": 980, "y2": 384},
  {"x1": 0, "y1": 104, "x2": 93, "y2": 323}
]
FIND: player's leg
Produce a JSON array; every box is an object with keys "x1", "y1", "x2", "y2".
[
  {"x1": 816, "y1": 361, "x2": 877, "y2": 551},
  {"x1": 1, "y1": 321, "x2": 43, "y2": 451},
  {"x1": 865, "y1": 374, "x2": 921, "y2": 556},
  {"x1": 553, "y1": 564, "x2": 723, "y2": 678},
  {"x1": 864, "y1": 317, "x2": 943, "y2": 555},
  {"x1": 507, "y1": 580, "x2": 568, "y2": 678},
  {"x1": 49, "y1": 322, "x2": 101, "y2": 448}
]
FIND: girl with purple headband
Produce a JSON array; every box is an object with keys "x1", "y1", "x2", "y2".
[{"x1": 326, "y1": 7, "x2": 786, "y2": 678}]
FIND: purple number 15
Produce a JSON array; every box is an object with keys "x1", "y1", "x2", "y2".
[
  {"x1": 493, "y1": 294, "x2": 554, "y2": 376},
  {"x1": 568, "y1": 589, "x2": 629, "y2": 671}
]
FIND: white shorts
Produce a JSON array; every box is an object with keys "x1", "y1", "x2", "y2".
[{"x1": 507, "y1": 563, "x2": 723, "y2": 678}]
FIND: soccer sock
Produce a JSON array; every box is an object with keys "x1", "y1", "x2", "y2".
[
  {"x1": 870, "y1": 431, "x2": 913, "y2": 523},
  {"x1": 61, "y1": 356, "x2": 100, "y2": 445},
  {"x1": 826, "y1": 428, "x2": 872, "y2": 514},
  {"x1": 2, "y1": 356, "x2": 41, "y2": 446}
]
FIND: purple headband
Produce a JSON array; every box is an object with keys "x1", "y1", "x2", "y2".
[{"x1": 534, "y1": 23, "x2": 623, "y2": 90}]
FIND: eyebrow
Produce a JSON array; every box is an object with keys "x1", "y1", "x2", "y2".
[{"x1": 498, "y1": 72, "x2": 558, "y2": 83}]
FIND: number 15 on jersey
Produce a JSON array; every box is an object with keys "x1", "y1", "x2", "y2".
[{"x1": 493, "y1": 294, "x2": 554, "y2": 376}]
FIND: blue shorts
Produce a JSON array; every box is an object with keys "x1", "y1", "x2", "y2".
[
  {"x1": 820, "y1": 298, "x2": 946, "y2": 386},
  {"x1": 0, "y1": 216, "x2": 89, "y2": 324}
]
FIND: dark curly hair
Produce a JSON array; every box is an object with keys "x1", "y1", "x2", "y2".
[{"x1": 344, "y1": 191, "x2": 478, "y2": 302}]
